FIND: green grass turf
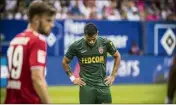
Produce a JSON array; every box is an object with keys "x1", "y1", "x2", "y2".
[{"x1": 0, "y1": 84, "x2": 168, "y2": 104}]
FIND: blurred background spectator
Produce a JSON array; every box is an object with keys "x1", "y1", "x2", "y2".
[
  {"x1": 129, "y1": 40, "x2": 142, "y2": 55},
  {"x1": 1, "y1": 0, "x2": 175, "y2": 21}
]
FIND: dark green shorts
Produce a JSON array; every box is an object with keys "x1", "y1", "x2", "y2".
[{"x1": 79, "y1": 85, "x2": 112, "y2": 104}]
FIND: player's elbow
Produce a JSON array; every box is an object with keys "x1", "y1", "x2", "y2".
[
  {"x1": 117, "y1": 51, "x2": 121, "y2": 61},
  {"x1": 62, "y1": 59, "x2": 66, "y2": 67},
  {"x1": 62, "y1": 57, "x2": 69, "y2": 67},
  {"x1": 31, "y1": 70, "x2": 45, "y2": 84},
  {"x1": 114, "y1": 51, "x2": 121, "y2": 61},
  {"x1": 32, "y1": 74, "x2": 46, "y2": 89},
  {"x1": 32, "y1": 75, "x2": 42, "y2": 82}
]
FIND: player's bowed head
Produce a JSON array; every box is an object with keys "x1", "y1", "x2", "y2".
[{"x1": 84, "y1": 23, "x2": 99, "y2": 47}]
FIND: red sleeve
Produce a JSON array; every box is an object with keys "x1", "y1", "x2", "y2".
[{"x1": 29, "y1": 39, "x2": 47, "y2": 70}]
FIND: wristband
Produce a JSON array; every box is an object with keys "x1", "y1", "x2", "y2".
[{"x1": 70, "y1": 75, "x2": 76, "y2": 82}]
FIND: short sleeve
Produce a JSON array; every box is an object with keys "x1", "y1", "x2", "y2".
[
  {"x1": 65, "y1": 43, "x2": 76, "y2": 60},
  {"x1": 29, "y1": 40, "x2": 47, "y2": 70},
  {"x1": 107, "y1": 40, "x2": 116, "y2": 55}
]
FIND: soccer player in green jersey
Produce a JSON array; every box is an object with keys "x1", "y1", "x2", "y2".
[{"x1": 62, "y1": 23, "x2": 121, "y2": 104}]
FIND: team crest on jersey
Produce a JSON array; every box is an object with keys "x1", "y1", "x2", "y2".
[{"x1": 99, "y1": 47, "x2": 104, "y2": 54}]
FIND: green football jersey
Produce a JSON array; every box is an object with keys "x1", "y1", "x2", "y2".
[{"x1": 65, "y1": 37, "x2": 116, "y2": 87}]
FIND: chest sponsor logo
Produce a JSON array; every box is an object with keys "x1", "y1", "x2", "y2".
[{"x1": 81, "y1": 56, "x2": 104, "y2": 64}]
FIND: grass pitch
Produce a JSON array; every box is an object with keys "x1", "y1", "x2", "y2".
[{"x1": 0, "y1": 84, "x2": 168, "y2": 104}]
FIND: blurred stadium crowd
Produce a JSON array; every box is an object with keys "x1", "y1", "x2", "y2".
[{"x1": 0, "y1": 0, "x2": 176, "y2": 21}]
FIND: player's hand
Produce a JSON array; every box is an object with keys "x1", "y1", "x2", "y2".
[
  {"x1": 104, "y1": 76, "x2": 115, "y2": 86},
  {"x1": 73, "y1": 78, "x2": 86, "y2": 86}
]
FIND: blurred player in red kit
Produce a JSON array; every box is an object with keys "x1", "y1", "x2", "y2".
[{"x1": 5, "y1": 1, "x2": 56, "y2": 104}]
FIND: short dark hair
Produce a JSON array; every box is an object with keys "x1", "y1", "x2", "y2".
[
  {"x1": 27, "y1": 1, "x2": 57, "y2": 22},
  {"x1": 84, "y1": 23, "x2": 98, "y2": 37}
]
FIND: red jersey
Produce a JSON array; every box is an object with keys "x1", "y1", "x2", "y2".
[{"x1": 5, "y1": 29, "x2": 47, "y2": 104}]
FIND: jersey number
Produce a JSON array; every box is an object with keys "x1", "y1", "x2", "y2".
[{"x1": 7, "y1": 45, "x2": 23, "y2": 79}]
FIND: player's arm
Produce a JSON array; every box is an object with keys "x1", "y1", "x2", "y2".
[
  {"x1": 62, "y1": 44, "x2": 86, "y2": 86},
  {"x1": 30, "y1": 40, "x2": 51, "y2": 104},
  {"x1": 105, "y1": 40, "x2": 121, "y2": 86},
  {"x1": 62, "y1": 56, "x2": 73, "y2": 77},
  {"x1": 111, "y1": 50, "x2": 121, "y2": 77},
  {"x1": 31, "y1": 67, "x2": 51, "y2": 103}
]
